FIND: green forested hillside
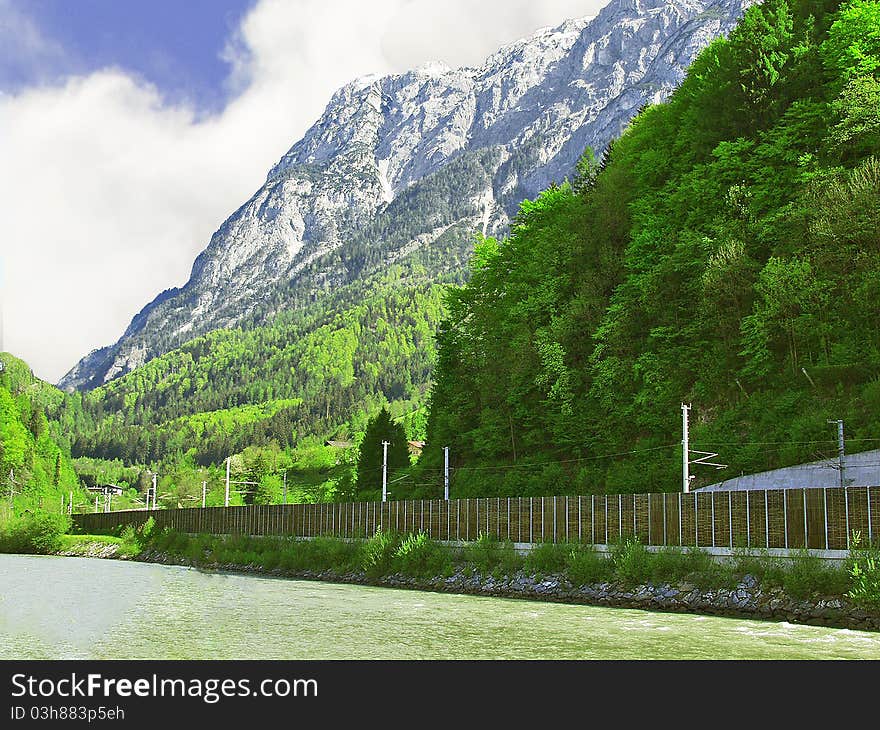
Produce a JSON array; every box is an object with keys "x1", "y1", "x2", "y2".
[
  {"x1": 0, "y1": 354, "x2": 88, "y2": 514},
  {"x1": 2, "y1": 265, "x2": 443, "y2": 509},
  {"x1": 417, "y1": 0, "x2": 880, "y2": 497},
  {"x1": 54, "y1": 268, "x2": 444, "y2": 467}
]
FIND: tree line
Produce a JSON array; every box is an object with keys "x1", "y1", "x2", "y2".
[{"x1": 414, "y1": 0, "x2": 880, "y2": 497}]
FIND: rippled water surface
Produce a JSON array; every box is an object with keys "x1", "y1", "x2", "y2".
[{"x1": 1, "y1": 555, "x2": 878, "y2": 659}]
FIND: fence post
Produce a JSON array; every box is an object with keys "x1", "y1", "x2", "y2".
[
  {"x1": 784, "y1": 490, "x2": 789, "y2": 549},
  {"x1": 541, "y1": 497, "x2": 546, "y2": 542},
  {"x1": 565, "y1": 497, "x2": 569, "y2": 543},
  {"x1": 553, "y1": 497, "x2": 557, "y2": 543},
  {"x1": 824, "y1": 487, "x2": 829, "y2": 550},
  {"x1": 633, "y1": 494, "x2": 651, "y2": 545},
  {"x1": 591, "y1": 495, "x2": 596, "y2": 545},
  {"x1": 662, "y1": 495, "x2": 667, "y2": 545},
  {"x1": 529, "y1": 498, "x2": 534, "y2": 544},
  {"x1": 618, "y1": 494, "x2": 622, "y2": 540},
  {"x1": 604, "y1": 496, "x2": 609, "y2": 545},
  {"x1": 764, "y1": 490, "x2": 769, "y2": 549},
  {"x1": 678, "y1": 493, "x2": 683, "y2": 547},
  {"x1": 844, "y1": 486, "x2": 851, "y2": 548},
  {"x1": 728, "y1": 491, "x2": 733, "y2": 548},
  {"x1": 869, "y1": 487, "x2": 874, "y2": 546},
  {"x1": 803, "y1": 489, "x2": 808, "y2": 549},
  {"x1": 578, "y1": 496, "x2": 582, "y2": 543},
  {"x1": 519, "y1": 497, "x2": 524, "y2": 543},
  {"x1": 746, "y1": 491, "x2": 751, "y2": 548},
  {"x1": 710, "y1": 493, "x2": 715, "y2": 548}
]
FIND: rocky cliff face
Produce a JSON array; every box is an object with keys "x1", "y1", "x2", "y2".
[{"x1": 60, "y1": 0, "x2": 752, "y2": 392}]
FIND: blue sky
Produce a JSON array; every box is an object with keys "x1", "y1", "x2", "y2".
[
  {"x1": 2, "y1": 0, "x2": 255, "y2": 110},
  {"x1": 0, "y1": 0, "x2": 607, "y2": 382}
]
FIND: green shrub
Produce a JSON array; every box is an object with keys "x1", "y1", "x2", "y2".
[
  {"x1": 648, "y1": 547, "x2": 691, "y2": 583},
  {"x1": 0, "y1": 512, "x2": 71, "y2": 554},
  {"x1": 117, "y1": 525, "x2": 142, "y2": 557},
  {"x1": 524, "y1": 541, "x2": 569, "y2": 576},
  {"x1": 311, "y1": 536, "x2": 360, "y2": 572},
  {"x1": 495, "y1": 542, "x2": 525, "y2": 577},
  {"x1": 731, "y1": 547, "x2": 778, "y2": 583},
  {"x1": 28, "y1": 512, "x2": 71, "y2": 554},
  {"x1": 240, "y1": 549, "x2": 261, "y2": 566},
  {"x1": 564, "y1": 545, "x2": 612, "y2": 586},
  {"x1": 847, "y1": 531, "x2": 880, "y2": 609},
  {"x1": 393, "y1": 532, "x2": 448, "y2": 579},
  {"x1": 147, "y1": 527, "x2": 174, "y2": 552},
  {"x1": 611, "y1": 536, "x2": 653, "y2": 586},
  {"x1": 362, "y1": 529, "x2": 399, "y2": 579},
  {"x1": 783, "y1": 549, "x2": 850, "y2": 599},
  {"x1": 464, "y1": 532, "x2": 497, "y2": 573},
  {"x1": 183, "y1": 538, "x2": 206, "y2": 563},
  {"x1": 169, "y1": 531, "x2": 192, "y2": 554},
  {"x1": 286, "y1": 540, "x2": 314, "y2": 571},
  {"x1": 463, "y1": 533, "x2": 521, "y2": 575},
  {"x1": 681, "y1": 547, "x2": 715, "y2": 576},
  {"x1": 277, "y1": 549, "x2": 298, "y2": 571},
  {"x1": 690, "y1": 560, "x2": 737, "y2": 590}
]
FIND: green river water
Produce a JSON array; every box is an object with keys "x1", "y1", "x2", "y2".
[{"x1": 1, "y1": 554, "x2": 878, "y2": 659}]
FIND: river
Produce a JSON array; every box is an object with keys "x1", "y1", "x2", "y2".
[{"x1": 1, "y1": 554, "x2": 878, "y2": 659}]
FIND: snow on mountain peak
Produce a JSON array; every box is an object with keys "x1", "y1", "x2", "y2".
[{"x1": 60, "y1": 0, "x2": 753, "y2": 391}]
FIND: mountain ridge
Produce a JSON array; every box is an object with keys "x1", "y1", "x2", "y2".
[{"x1": 60, "y1": 0, "x2": 752, "y2": 393}]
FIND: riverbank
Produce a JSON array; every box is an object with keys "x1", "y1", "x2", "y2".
[
  {"x1": 54, "y1": 531, "x2": 880, "y2": 632},
  {"x1": 56, "y1": 534, "x2": 138, "y2": 559}
]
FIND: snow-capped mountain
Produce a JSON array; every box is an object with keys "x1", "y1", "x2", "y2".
[{"x1": 60, "y1": 0, "x2": 752, "y2": 391}]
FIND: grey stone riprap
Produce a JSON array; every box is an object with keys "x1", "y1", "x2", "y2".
[
  {"x1": 66, "y1": 538, "x2": 876, "y2": 630},
  {"x1": 124, "y1": 547, "x2": 878, "y2": 631}
]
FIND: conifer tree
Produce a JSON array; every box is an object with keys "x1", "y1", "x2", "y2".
[{"x1": 354, "y1": 408, "x2": 409, "y2": 497}]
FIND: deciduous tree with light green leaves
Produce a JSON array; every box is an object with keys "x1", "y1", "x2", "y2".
[{"x1": 421, "y1": 0, "x2": 880, "y2": 497}]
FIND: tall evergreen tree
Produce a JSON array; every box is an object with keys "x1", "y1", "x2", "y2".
[{"x1": 355, "y1": 408, "x2": 409, "y2": 497}]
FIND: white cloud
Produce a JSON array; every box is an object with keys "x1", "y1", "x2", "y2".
[
  {"x1": 379, "y1": 0, "x2": 602, "y2": 70},
  {"x1": 0, "y1": 0, "x2": 610, "y2": 383}
]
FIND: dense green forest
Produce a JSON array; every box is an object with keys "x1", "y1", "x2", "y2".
[
  {"x1": 0, "y1": 355, "x2": 88, "y2": 515},
  {"x1": 415, "y1": 0, "x2": 880, "y2": 497},
  {"x1": 52, "y1": 268, "x2": 442, "y2": 467}
]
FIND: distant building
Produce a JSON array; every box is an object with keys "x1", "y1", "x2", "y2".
[
  {"x1": 407, "y1": 440, "x2": 425, "y2": 457},
  {"x1": 86, "y1": 484, "x2": 124, "y2": 496},
  {"x1": 325, "y1": 440, "x2": 354, "y2": 449},
  {"x1": 696, "y1": 449, "x2": 880, "y2": 492}
]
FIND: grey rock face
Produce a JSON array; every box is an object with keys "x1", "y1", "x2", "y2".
[{"x1": 60, "y1": 0, "x2": 752, "y2": 391}]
